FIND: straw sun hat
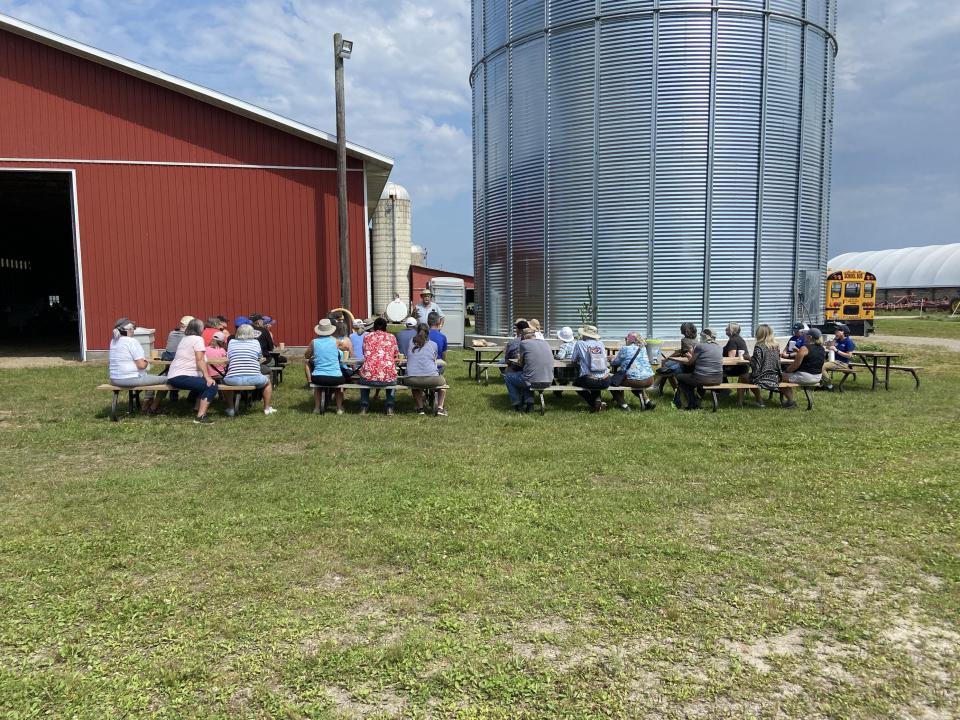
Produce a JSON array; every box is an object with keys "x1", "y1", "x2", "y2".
[
  {"x1": 578, "y1": 324, "x2": 600, "y2": 340},
  {"x1": 314, "y1": 318, "x2": 337, "y2": 336}
]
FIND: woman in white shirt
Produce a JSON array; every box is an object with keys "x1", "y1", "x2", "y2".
[{"x1": 108, "y1": 318, "x2": 160, "y2": 388}]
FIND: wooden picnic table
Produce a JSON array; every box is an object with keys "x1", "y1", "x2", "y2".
[
  {"x1": 849, "y1": 350, "x2": 902, "y2": 391},
  {"x1": 468, "y1": 346, "x2": 505, "y2": 378}
]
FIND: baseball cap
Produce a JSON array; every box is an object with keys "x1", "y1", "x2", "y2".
[
  {"x1": 211, "y1": 331, "x2": 225, "y2": 342},
  {"x1": 249, "y1": 313, "x2": 264, "y2": 322},
  {"x1": 352, "y1": 318, "x2": 365, "y2": 328},
  {"x1": 791, "y1": 322, "x2": 805, "y2": 332},
  {"x1": 234, "y1": 315, "x2": 251, "y2": 327},
  {"x1": 804, "y1": 327, "x2": 822, "y2": 340},
  {"x1": 404, "y1": 317, "x2": 417, "y2": 327},
  {"x1": 179, "y1": 315, "x2": 194, "y2": 326},
  {"x1": 262, "y1": 315, "x2": 274, "y2": 325}
]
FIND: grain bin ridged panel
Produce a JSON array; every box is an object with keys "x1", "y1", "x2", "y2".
[
  {"x1": 708, "y1": 12, "x2": 762, "y2": 332},
  {"x1": 546, "y1": 26, "x2": 595, "y2": 332},
  {"x1": 471, "y1": 1, "x2": 837, "y2": 338},
  {"x1": 596, "y1": 15, "x2": 652, "y2": 336},
  {"x1": 472, "y1": 64, "x2": 486, "y2": 332},
  {"x1": 485, "y1": 51, "x2": 510, "y2": 335},
  {"x1": 509, "y1": 37, "x2": 546, "y2": 325}
]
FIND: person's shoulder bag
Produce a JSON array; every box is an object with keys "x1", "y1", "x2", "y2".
[{"x1": 610, "y1": 346, "x2": 643, "y2": 386}]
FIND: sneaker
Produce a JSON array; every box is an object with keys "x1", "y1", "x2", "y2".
[
  {"x1": 672, "y1": 391, "x2": 683, "y2": 410},
  {"x1": 755, "y1": 402, "x2": 766, "y2": 409},
  {"x1": 644, "y1": 401, "x2": 657, "y2": 411},
  {"x1": 359, "y1": 407, "x2": 368, "y2": 416},
  {"x1": 386, "y1": 408, "x2": 395, "y2": 416},
  {"x1": 264, "y1": 407, "x2": 277, "y2": 415},
  {"x1": 336, "y1": 408, "x2": 344, "y2": 415},
  {"x1": 523, "y1": 403, "x2": 533, "y2": 414},
  {"x1": 313, "y1": 408, "x2": 322, "y2": 415},
  {"x1": 193, "y1": 415, "x2": 214, "y2": 425},
  {"x1": 619, "y1": 403, "x2": 631, "y2": 412},
  {"x1": 416, "y1": 407, "x2": 426, "y2": 415},
  {"x1": 224, "y1": 407, "x2": 236, "y2": 417},
  {"x1": 435, "y1": 407, "x2": 449, "y2": 417},
  {"x1": 781, "y1": 401, "x2": 798, "y2": 409}
]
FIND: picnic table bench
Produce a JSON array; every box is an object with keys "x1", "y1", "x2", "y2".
[
  {"x1": 701, "y1": 382, "x2": 811, "y2": 411},
  {"x1": 97, "y1": 382, "x2": 259, "y2": 421},
  {"x1": 526, "y1": 384, "x2": 637, "y2": 415},
  {"x1": 309, "y1": 382, "x2": 450, "y2": 415}
]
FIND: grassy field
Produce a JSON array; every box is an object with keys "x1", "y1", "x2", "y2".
[
  {"x1": 874, "y1": 315, "x2": 960, "y2": 340},
  {"x1": 1, "y1": 344, "x2": 958, "y2": 719}
]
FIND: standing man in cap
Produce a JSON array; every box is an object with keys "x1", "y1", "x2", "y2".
[{"x1": 414, "y1": 289, "x2": 444, "y2": 327}]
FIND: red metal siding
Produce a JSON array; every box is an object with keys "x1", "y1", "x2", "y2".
[
  {"x1": 411, "y1": 266, "x2": 475, "y2": 293},
  {"x1": 0, "y1": 28, "x2": 372, "y2": 350},
  {"x1": 0, "y1": 28, "x2": 363, "y2": 169}
]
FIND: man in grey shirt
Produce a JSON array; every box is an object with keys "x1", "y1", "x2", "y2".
[
  {"x1": 504, "y1": 328, "x2": 555, "y2": 412},
  {"x1": 675, "y1": 328, "x2": 723, "y2": 410}
]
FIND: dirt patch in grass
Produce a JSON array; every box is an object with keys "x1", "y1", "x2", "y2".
[
  {"x1": 720, "y1": 629, "x2": 806, "y2": 674},
  {"x1": 324, "y1": 685, "x2": 406, "y2": 719}
]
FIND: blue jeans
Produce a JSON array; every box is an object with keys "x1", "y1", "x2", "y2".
[
  {"x1": 167, "y1": 375, "x2": 218, "y2": 402},
  {"x1": 224, "y1": 374, "x2": 269, "y2": 388},
  {"x1": 504, "y1": 371, "x2": 532, "y2": 407},
  {"x1": 358, "y1": 378, "x2": 396, "y2": 409}
]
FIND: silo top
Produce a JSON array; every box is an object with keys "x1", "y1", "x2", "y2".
[{"x1": 380, "y1": 182, "x2": 410, "y2": 201}]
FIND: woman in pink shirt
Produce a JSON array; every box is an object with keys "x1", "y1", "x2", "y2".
[
  {"x1": 357, "y1": 317, "x2": 399, "y2": 415},
  {"x1": 205, "y1": 331, "x2": 228, "y2": 380}
]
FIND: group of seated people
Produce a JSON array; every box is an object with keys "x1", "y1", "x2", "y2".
[
  {"x1": 501, "y1": 318, "x2": 857, "y2": 412},
  {"x1": 108, "y1": 313, "x2": 284, "y2": 423},
  {"x1": 502, "y1": 319, "x2": 658, "y2": 413},
  {"x1": 305, "y1": 312, "x2": 449, "y2": 417}
]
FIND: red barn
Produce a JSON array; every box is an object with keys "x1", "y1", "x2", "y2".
[{"x1": 0, "y1": 13, "x2": 392, "y2": 358}]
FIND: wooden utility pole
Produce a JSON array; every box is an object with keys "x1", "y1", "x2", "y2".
[{"x1": 334, "y1": 32, "x2": 350, "y2": 309}]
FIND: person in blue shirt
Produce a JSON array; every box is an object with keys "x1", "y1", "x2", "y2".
[
  {"x1": 783, "y1": 322, "x2": 807, "y2": 358},
  {"x1": 349, "y1": 319, "x2": 366, "y2": 360},
  {"x1": 819, "y1": 323, "x2": 856, "y2": 391},
  {"x1": 570, "y1": 325, "x2": 611, "y2": 412},
  {"x1": 427, "y1": 311, "x2": 448, "y2": 360},
  {"x1": 395, "y1": 317, "x2": 417, "y2": 356},
  {"x1": 609, "y1": 332, "x2": 657, "y2": 411},
  {"x1": 304, "y1": 319, "x2": 351, "y2": 414}
]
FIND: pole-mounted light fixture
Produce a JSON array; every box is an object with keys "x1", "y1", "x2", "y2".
[{"x1": 334, "y1": 33, "x2": 352, "y2": 309}]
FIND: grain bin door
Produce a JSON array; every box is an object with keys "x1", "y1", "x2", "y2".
[
  {"x1": 430, "y1": 278, "x2": 465, "y2": 347},
  {"x1": 799, "y1": 269, "x2": 823, "y2": 325}
]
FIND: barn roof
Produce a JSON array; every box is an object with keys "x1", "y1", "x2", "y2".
[
  {"x1": 0, "y1": 11, "x2": 393, "y2": 211},
  {"x1": 829, "y1": 243, "x2": 960, "y2": 289}
]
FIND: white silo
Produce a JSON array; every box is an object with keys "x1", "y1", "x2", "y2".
[
  {"x1": 410, "y1": 244, "x2": 427, "y2": 266},
  {"x1": 370, "y1": 182, "x2": 412, "y2": 314}
]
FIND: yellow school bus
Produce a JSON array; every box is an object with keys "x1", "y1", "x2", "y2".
[{"x1": 825, "y1": 269, "x2": 877, "y2": 322}]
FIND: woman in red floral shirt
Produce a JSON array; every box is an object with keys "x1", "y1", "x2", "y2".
[{"x1": 358, "y1": 317, "x2": 400, "y2": 415}]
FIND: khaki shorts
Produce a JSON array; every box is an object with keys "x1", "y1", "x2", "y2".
[{"x1": 404, "y1": 375, "x2": 446, "y2": 389}]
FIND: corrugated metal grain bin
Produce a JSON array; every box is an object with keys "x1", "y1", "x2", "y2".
[{"x1": 471, "y1": 0, "x2": 837, "y2": 338}]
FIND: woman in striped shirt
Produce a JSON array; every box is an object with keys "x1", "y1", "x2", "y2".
[{"x1": 224, "y1": 323, "x2": 276, "y2": 415}]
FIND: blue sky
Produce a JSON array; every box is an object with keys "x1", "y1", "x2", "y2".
[{"x1": 1, "y1": 1, "x2": 957, "y2": 274}]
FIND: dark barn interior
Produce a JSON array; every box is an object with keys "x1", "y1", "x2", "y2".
[{"x1": 0, "y1": 170, "x2": 79, "y2": 355}]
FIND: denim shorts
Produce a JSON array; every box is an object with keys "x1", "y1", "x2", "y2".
[{"x1": 224, "y1": 374, "x2": 269, "y2": 388}]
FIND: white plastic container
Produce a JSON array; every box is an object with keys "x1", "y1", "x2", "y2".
[{"x1": 133, "y1": 327, "x2": 156, "y2": 358}]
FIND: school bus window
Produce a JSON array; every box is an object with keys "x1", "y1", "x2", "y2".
[
  {"x1": 844, "y1": 282, "x2": 861, "y2": 298},
  {"x1": 830, "y1": 282, "x2": 841, "y2": 298},
  {"x1": 864, "y1": 282, "x2": 874, "y2": 298}
]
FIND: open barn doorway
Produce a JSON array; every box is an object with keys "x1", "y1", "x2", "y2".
[{"x1": 0, "y1": 170, "x2": 82, "y2": 358}]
